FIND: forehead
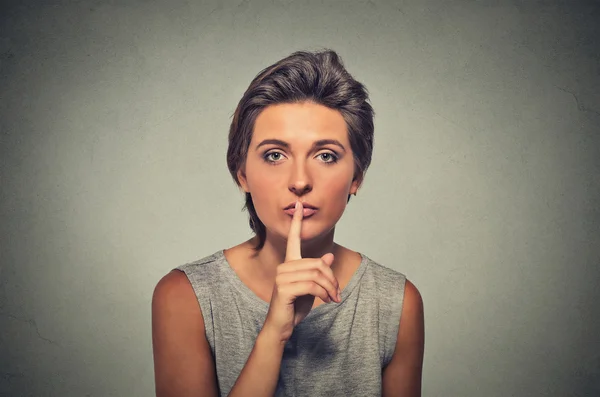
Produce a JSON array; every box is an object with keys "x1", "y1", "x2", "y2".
[{"x1": 252, "y1": 102, "x2": 348, "y2": 144}]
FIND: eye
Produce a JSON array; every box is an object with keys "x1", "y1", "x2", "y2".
[
  {"x1": 318, "y1": 152, "x2": 339, "y2": 164},
  {"x1": 263, "y1": 151, "x2": 285, "y2": 164}
]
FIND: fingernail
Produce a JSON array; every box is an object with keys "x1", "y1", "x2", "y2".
[
  {"x1": 337, "y1": 288, "x2": 342, "y2": 301},
  {"x1": 295, "y1": 201, "x2": 300, "y2": 211}
]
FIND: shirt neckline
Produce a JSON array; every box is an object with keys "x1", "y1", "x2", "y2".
[{"x1": 217, "y1": 249, "x2": 369, "y2": 318}]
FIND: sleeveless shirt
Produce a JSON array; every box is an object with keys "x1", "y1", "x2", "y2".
[{"x1": 175, "y1": 249, "x2": 407, "y2": 397}]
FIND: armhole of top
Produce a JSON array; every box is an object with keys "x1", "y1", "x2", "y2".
[
  {"x1": 383, "y1": 274, "x2": 407, "y2": 367},
  {"x1": 173, "y1": 266, "x2": 216, "y2": 354}
]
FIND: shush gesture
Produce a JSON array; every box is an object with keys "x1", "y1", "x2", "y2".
[{"x1": 262, "y1": 201, "x2": 342, "y2": 343}]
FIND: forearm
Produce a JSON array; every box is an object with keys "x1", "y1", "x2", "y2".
[{"x1": 227, "y1": 328, "x2": 286, "y2": 397}]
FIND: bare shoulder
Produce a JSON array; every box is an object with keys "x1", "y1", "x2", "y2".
[
  {"x1": 153, "y1": 270, "x2": 197, "y2": 306},
  {"x1": 152, "y1": 270, "x2": 203, "y2": 328},
  {"x1": 403, "y1": 279, "x2": 424, "y2": 317},
  {"x1": 152, "y1": 270, "x2": 218, "y2": 397},
  {"x1": 398, "y1": 279, "x2": 424, "y2": 353}
]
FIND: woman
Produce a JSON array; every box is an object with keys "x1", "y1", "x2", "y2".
[{"x1": 152, "y1": 49, "x2": 425, "y2": 397}]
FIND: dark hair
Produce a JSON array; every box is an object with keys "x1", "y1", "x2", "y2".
[{"x1": 226, "y1": 49, "x2": 375, "y2": 251}]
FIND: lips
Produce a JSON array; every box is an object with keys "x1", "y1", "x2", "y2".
[
  {"x1": 284, "y1": 202, "x2": 318, "y2": 210},
  {"x1": 283, "y1": 207, "x2": 318, "y2": 218},
  {"x1": 283, "y1": 201, "x2": 319, "y2": 218}
]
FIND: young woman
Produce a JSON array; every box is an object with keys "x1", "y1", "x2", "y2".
[{"x1": 152, "y1": 49, "x2": 425, "y2": 397}]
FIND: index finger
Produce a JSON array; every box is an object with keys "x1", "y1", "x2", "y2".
[{"x1": 285, "y1": 200, "x2": 303, "y2": 262}]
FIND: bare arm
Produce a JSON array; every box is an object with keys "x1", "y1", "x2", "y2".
[
  {"x1": 152, "y1": 270, "x2": 219, "y2": 397},
  {"x1": 227, "y1": 326, "x2": 286, "y2": 396},
  {"x1": 382, "y1": 279, "x2": 425, "y2": 397}
]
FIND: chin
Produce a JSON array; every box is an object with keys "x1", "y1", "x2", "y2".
[
  {"x1": 296, "y1": 223, "x2": 334, "y2": 243},
  {"x1": 262, "y1": 221, "x2": 314, "y2": 242}
]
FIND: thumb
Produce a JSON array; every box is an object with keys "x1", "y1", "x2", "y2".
[{"x1": 321, "y1": 252, "x2": 335, "y2": 267}]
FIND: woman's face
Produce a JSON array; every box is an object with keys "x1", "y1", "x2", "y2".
[{"x1": 238, "y1": 101, "x2": 361, "y2": 243}]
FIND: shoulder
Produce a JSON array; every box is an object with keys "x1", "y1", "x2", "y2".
[
  {"x1": 360, "y1": 253, "x2": 407, "y2": 290},
  {"x1": 361, "y1": 252, "x2": 421, "y2": 325},
  {"x1": 393, "y1": 278, "x2": 424, "y2": 359},
  {"x1": 174, "y1": 250, "x2": 227, "y2": 291},
  {"x1": 176, "y1": 250, "x2": 224, "y2": 275},
  {"x1": 152, "y1": 270, "x2": 200, "y2": 317},
  {"x1": 359, "y1": 253, "x2": 422, "y2": 330},
  {"x1": 401, "y1": 279, "x2": 424, "y2": 326},
  {"x1": 153, "y1": 249, "x2": 231, "y2": 318},
  {"x1": 154, "y1": 248, "x2": 226, "y2": 310}
]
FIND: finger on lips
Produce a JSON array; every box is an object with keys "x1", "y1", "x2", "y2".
[
  {"x1": 285, "y1": 200, "x2": 303, "y2": 262},
  {"x1": 283, "y1": 200, "x2": 341, "y2": 303}
]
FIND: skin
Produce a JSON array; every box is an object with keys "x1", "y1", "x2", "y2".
[{"x1": 152, "y1": 101, "x2": 425, "y2": 396}]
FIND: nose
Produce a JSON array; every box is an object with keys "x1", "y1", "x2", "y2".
[{"x1": 288, "y1": 160, "x2": 312, "y2": 196}]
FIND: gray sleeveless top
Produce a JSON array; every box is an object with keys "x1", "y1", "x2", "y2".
[{"x1": 175, "y1": 249, "x2": 406, "y2": 397}]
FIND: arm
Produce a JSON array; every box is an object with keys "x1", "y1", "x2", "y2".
[
  {"x1": 227, "y1": 326, "x2": 286, "y2": 397},
  {"x1": 152, "y1": 270, "x2": 219, "y2": 397},
  {"x1": 382, "y1": 279, "x2": 425, "y2": 397},
  {"x1": 152, "y1": 270, "x2": 286, "y2": 397}
]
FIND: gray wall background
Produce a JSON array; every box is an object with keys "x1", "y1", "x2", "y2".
[{"x1": 1, "y1": 0, "x2": 599, "y2": 396}]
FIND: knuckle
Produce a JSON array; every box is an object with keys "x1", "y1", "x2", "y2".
[
  {"x1": 310, "y1": 283, "x2": 321, "y2": 295},
  {"x1": 278, "y1": 285, "x2": 289, "y2": 296}
]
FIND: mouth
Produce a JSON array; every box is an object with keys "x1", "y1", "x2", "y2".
[
  {"x1": 283, "y1": 207, "x2": 318, "y2": 218},
  {"x1": 283, "y1": 201, "x2": 319, "y2": 218}
]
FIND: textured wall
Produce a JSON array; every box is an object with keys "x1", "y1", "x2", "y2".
[{"x1": 1, "y1": 0, "x2": 599, "y2": 396}]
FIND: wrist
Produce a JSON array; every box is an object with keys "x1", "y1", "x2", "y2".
[{"x1": 258, "y1": 324, "x2": 291, "y2": 347}]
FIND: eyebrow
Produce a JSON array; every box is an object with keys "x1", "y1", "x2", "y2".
[{"x1": 255, "y1": 138, "x2": 347, "y2": 153}]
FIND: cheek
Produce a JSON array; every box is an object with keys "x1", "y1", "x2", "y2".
[
  {"x1": 247, "y1": 170, "x2": 280, "y2": 198},
  {"x1": 322, "y1": 173, "x2": 353, "y2": 197},
  {"x1": 246, "y1": 171, "x2": 280, "y2": 217}
]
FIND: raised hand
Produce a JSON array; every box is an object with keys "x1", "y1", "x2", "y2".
[{"x1": 262, "y1": 201, "x2": 342, "y2": 343}]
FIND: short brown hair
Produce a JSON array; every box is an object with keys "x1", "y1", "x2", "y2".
[{"x1": 226, "y1": 49, "x2": 375, "y2": 251}]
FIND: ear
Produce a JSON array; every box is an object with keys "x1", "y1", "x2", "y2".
[
  {"x1": 350, "y1": 172, "x2": 363, "y2": 195},
  {"x1": 237, "y1": 168, "x2": 250, "y2": 193}
]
